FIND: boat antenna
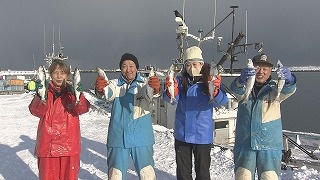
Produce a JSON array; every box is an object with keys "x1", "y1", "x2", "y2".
[
  {"x1": 59, "y1": 26, "x2": 61, "y2": 51},
  {"x1": 245, "y1": 9, "x2": 248, "y2": 54},
  {"x1": 43, "y1": 24, "x2": 46, "y2": 57},
  {"x1": 229, "y1": 5, "x2": 239, "y2": 73},
  {"x1": 182, "y1": 0, "x2": 186, "y2": 21},
  {"x1": 52, "y1": 26, "x2": 55, "y2": 56},
  {"x1": 58, "y1": 26, "x2": 64, "y2": 58},
  {"x1": 199, "y1": 6, "x2": 238, "y2": 45},
  {"x1": 212, "y1": 0, "x2": 217, "y2": 38}
]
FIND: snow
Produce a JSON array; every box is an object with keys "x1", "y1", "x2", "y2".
[{"x1": 0, "y1": 92, "x2": 320, "y2": 179}]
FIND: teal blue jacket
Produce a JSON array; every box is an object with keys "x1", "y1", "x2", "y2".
[
  {"x1": 230, "y1": 76, "x2": 296, "y2": 150},
  {"x1": 96, "y1": 73, "x2": 155, "y2": 148}
]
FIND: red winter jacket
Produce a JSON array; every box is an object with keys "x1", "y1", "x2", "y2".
[{"x1": 29, "y1": 83, "x2": 90, "y2": 157}]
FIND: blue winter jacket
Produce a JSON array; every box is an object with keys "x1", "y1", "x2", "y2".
[
  {"x1": 230, "y1": 76, "x2": 296, "y2": 151},
  {"x1": 96, "y1": 73, "x2": 155, "y2": 148},
  {"x1": 163, "y1": 76, "x2": 228, "y2": 144}
]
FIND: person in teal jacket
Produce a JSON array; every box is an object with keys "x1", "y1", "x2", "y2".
[
  {"x1": 230, "y1": 53, "x2": 297, "y2": 180},
  {"x1": 163, "y1": 46, "x2": 229, "y2": 180},
  {"x1": 94, "y1": 53, "x2": 160, "y2": 180}
]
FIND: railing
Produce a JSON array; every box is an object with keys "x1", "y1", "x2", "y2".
[{"x1": 1, "y1": 66, "x2": 320, "y2": 77}]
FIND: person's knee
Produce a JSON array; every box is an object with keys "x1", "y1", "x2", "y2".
[
  {"x1": 108, "y1": 167, "x2": 122, "y2": 180},
  {"x1": 260, "y1": 171, "x2": 278, "y2": 180},
  {"x1": 235, "y1": 167, "x2": 252, "y2": 180},
  {"x1": 140, "y1": 165, "x2": 156, "y2": 180}
]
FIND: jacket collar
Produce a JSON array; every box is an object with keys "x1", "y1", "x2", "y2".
[{"x1": 117, "y1": 73, "x2": 144, "y2": 86}]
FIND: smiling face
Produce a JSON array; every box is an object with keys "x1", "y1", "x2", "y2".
[
  {"x1": 48, "y1": 59, "x2": 71, "y2": 88},
  {"x1": 254, "y1": 63, "x2": 272, "y2": 84},
  {"x1": 50, "y1": 65, "x2": 69, "y2": 87},
  {"x1": 121, "y1": 60, "x2": 137, "y2": 82}
]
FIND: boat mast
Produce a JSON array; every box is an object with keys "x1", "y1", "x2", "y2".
[
  {"x1": 212, "y1": 0, "x2": 217, "y2": 38},
  {"x1": 43, "y1": 24, "x2": 46, "y2": 57}
]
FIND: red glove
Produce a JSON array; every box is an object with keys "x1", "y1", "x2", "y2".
[
  {"x1": 213, "y1": 75, "x2": 221, "y2": 96},
  {"x1": 95, "y1": 76, "x2": 108, "y2": 93},
  {"x1": 165, "y1": 76, "x2": 179, "y2": 97},
  {"x1": 148, "y1": 76, "x2": 160, "y2": 94}
]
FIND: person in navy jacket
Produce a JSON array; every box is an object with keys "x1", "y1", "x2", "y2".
[{"x1": 163, "y1": 46, "x2": 228, "y2": 180}]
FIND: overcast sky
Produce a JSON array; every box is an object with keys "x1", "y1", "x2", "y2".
[{"x1": 1, "y1": 0, "x2": 320, "y2": 71}]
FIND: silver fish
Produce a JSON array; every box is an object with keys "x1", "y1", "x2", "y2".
[
  {"x1": 276, "y1": 60, "x2": 285, "y2": 101},
  {"x1": 209, "y1": 60, "x2": 219, "y2": 104},
  {"x1": 146, "y1": 67, "x2": 157, "y2": 100},
  {"x1": 37, "y1": 65, "x2": 47, "y2": 101},
  {"x1": 73, "y1": 67, "x2": 81, "y2": 104},
  {"x1": 242, "y1": 59, "x2": 255, "y2": 105},
  {"x1": 168, "y1": 64, "x2": 176, "y2": 103},
  {"x1": 96, "y1": 67, "x2": 109, "y2": 98}
]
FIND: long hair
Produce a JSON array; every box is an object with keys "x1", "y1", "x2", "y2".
[{"x1": 181, "y1": 63, "x2": 210, "y2": 95}]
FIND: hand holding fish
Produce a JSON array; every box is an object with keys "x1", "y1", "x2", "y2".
[
  {"x1": 277, "y1": 66, "x2": 294, "y2": 84},
  {"x1": 36, "y1": 65, "x2": 47, "y2": 101},
  {"x1": 95, "y1": 76, "x2": 109, "y2": 93},
  {"x1": 148, "y1": 76, "x2": 160, "y2": 95},
  {"x1": 73, "y1": 68, "x2": 82, "y2": 104},
  {"x1": 238, "y1": 67, "x2": 256, "y2": 85},
  {"x1": 210, "y1": 75, "x2": 221, "y2": 97},
  {"x1": 165, "y1": 76, "x2": 178, "y2": 100},
  {"x1": 241, "y1": 59, "x2": 256, "y2": 104},
  {"x1": 95, "y1": 67, "x2": 110, "y2": 98},
  {"x1": 166, "y1": 64, "x2": 178, "y2": 103}
]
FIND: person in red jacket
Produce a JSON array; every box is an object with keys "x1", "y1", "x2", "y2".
[{"x1": 29, "y1": 59, "x2": 90, "y2": 180}]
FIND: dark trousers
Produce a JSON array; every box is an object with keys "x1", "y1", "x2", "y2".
[{"x1": 175, "y1": 139, "x2": 212, "y2": 180}]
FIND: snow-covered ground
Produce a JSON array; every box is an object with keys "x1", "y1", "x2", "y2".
[{"x1": 0, "y1": 92, "x2": 319, "y2": 179}]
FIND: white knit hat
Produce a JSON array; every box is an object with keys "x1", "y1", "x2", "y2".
[{"x1": 183, "y1": 46, "x2": 203, "y2": 63}]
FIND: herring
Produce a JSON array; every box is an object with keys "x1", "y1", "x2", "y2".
[
  {"x1": 209, "y1": 60, "x2": 219, "y2": 104},
  {"x1": 96, "y1": 67, "x2": 109, "y2": 99},
  {"x1": 146, "y1": 67, "x2": 160, "y2": 101},
  {"x1": 276, "y1": 60, "x2": 285, "y2": 101},
  {"x1": 37, "y1": 65, "x2": 47, "y2": 101},
  {"x1": 73, "y1": 67, "x2": 81, "y2": 104},
  {"x1": 242, "y1": 59, "x2": 255, "y2": 105},
  {"x1": 168, "y1": 64, "x2": 176, "y2": 103}
]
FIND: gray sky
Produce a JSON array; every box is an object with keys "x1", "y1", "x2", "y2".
[{"x1": 1, "y1": 0, "x2": 320, "y2": 71}]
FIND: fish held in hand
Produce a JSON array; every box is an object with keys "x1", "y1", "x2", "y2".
[
  {"x1": 37, "y1": 65, "x2": 47, "y2": 101},
  {"x1": 242, "y1": 59, "x2": 255, "y2": 105},
  {"x1": 146, "y1": 67, "x2": 160, "y2": 100},
  {"x1": 73, "y1": 68, "x2": 81, "y2": 104},
  {"x1": 96, "y1": 67, "x2": 109, "y2": 98},
  {"x1": 209, "y1": 61, "x2": 219, "y2": 104},
  {"x1": 168, "y1": 64, "x2": 176, "y2": 103},
  {"x1": 276, "y1": 60, "x2": 285, "y2": 101}
]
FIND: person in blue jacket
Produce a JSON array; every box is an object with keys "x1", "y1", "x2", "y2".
[
  {"x1": 230, "y1": 53, "x2": 297, "y2": 180},
  {"x1": 163, "y1": 46, "x2": 229, "y2": 180},
  {"x1": 94, "y1": 53, "x2": 160, "y2": 180}
]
